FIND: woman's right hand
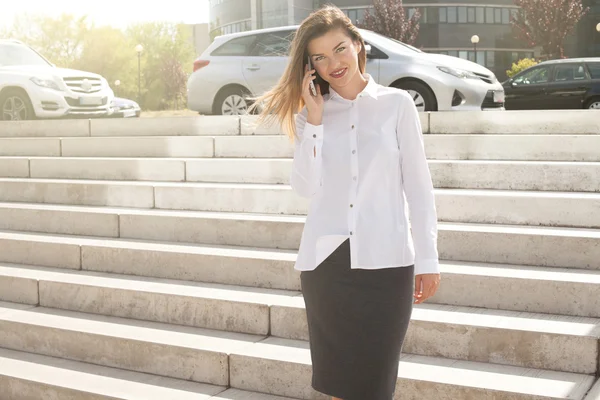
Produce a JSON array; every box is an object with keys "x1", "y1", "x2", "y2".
[{"x1": 302, "y1": 64, "x2": 324, "y2": 126}]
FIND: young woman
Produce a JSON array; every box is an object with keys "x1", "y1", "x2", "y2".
[{"x1": 253, "y1": 5, "x2": 441, "y2": 400}]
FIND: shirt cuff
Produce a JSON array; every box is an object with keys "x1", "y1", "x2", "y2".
[
  {"x1": 414, "y1": 259, "x2": 440, "y2": 276},
  {"x1": 302, "y1": 122, "x2": 323, "y2": 142}
]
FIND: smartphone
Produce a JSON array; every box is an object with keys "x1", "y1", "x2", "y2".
[{"x1": 307, "y1": 56, "x2": 317, "y2": 97}]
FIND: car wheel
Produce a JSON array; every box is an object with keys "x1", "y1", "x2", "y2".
[
  {"x1": 215, "y1": 87, "x2": 250, "y2": 116},
  {"x1": 585, "y1": 98, "x2": 600, "y2": 110},
  {"x1": 0, "y1": 89, "x2": 35, "y2": 121},
  {"x1": 394, "y1": 81, "x2": 437, "y2": 112}
]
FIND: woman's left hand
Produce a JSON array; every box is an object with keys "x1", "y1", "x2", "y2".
[{"x1": 414, "y1": 273, "x2": 441, "y2": 304}]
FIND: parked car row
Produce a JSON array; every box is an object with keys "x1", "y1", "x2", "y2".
[
  {"x1": 188, "y1": 26, "x2": 600, "y2": 114},
  {"x1": 0, "y1": 39, "x2": 140, "y2": 121}
]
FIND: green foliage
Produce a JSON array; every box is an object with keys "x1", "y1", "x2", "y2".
[
  {"x1": 3, "y1": 13, "x2": 196, "y2": 110},
  {"x1": 506, "y1": 58, "x2": 539, "y2": 78}
]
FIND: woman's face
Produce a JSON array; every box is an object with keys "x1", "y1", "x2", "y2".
[{"x1": 307, "y1": 28, "x2": 362, "y2": 90}]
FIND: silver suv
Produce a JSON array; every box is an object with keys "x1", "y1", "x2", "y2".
[{"x1": 188, "y1": 26, "x2": 505, "y2": 115}]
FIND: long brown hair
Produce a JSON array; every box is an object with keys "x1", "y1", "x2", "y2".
[{"x1": 250, "y1": 5, "x2": 367, "y2": 139}]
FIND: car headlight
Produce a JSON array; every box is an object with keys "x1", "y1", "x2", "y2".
[
  {"x1": 437, "y1": 66, "x2": 478, "y2": 79},
  {"x1": 30, "y1": 77, "x2": 62, "y2": 91}
]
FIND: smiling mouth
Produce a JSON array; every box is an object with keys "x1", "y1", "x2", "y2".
[{"x1": 330, "y1": 68, "x2": 348, "y2": 79}]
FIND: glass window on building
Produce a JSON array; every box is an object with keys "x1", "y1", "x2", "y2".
[
  {"x1": 458, "y1": 7, "x2": 467, "y2": 23},
  {"x1": 348, "y1": 9, "x2": 358, "y2": 22},
  {"x1": 448, "y1": 7, "x2": 457, "y2": 23},
  {"x1": 512, "y1": 52, "x2": 519, "y2": 63},
  {"x1": 467, "y1": 7, "x2": 476, "y2": 23},
  {"x1": 476, "y1": 7, "x2": 485, "y2": 23},
  {"x1": 428, "y1": 7, "x2": 439, "y2": 23},
  {"x1": 449, "y1": 50, "x2": 458, "y2": 57},
  {"x1": 494, "y1": 8, "x2": 502, "y2": 24},
  {"x1": 511, "y1": 8, "x2": 519, "y2": 20},
  {"x1": 459, "y1": 50, "x2": 468, "y2": 59},
  {"x1": 467, "y1": 51, "x2": 475, "y2": 62},
  {"x1": 439, "y1": 7, "x2": 447, "y2": 23},
  {"x1": 502, "y1": 8, "x2": 510, "y2": 24},
  {"x1": 419, "y1": 8, "x2": 427, "y2": 24},
  {"x1": 408, "y1": 8, "x2": 417, "y2": 19},
  {"x1": 261, "y1": 0, "x2": 288, "y2": 28},
  {"x1": 476, "y1": 51, "x2": 485, "y2": 66},
  {"x1": 486, "y1": 7, "x2": 494, "y2": 23},
  {"x1": 486, "y1": 51, "x2": 495, "y2": 68}
]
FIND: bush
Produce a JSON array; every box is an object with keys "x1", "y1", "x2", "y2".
[{"x1": 506, "y1": 58, "x2": 539, "y2": 78}]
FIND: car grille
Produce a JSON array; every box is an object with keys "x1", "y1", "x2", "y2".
[
  {"x1": 473, "y1": 72, "x2": 494, "y2": 84},
  {"x1": 63, "y1": 77, "x2": 103, "y2": 94},
  {"x1": 65, "y1": 97, "x2": 108, "y2": 107},
  {"x1": 481, "y1": 91, "x2": 504, "y2": 109}
]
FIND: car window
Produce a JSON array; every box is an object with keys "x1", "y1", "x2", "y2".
[
  {"x1": 253, "y1": 31, "x2": 294, "y2": 57},
  {"x1": 211, "y1": 35, "x2": 257, "y2": 56},
  {"x1": 554, "y1": 64, "x2": 587, "y2": 82},
  {"x1": 513, "y1": 66, "x2": 550, "y2": 85},
  {"x1": 0, "y1": 43, "x2": 51, "y2": 67},
  {"x1": 586, "y1": 63, "x2": 600, "y2": 79}
]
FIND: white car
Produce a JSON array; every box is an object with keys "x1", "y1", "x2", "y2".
[
  {"x1": 188, "y1": 26, "x2": 505, "y2": 115},
  {"x1": 0, "y1": 39, "x2": 114, "y2": 121}
]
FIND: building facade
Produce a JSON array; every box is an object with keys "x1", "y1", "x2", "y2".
[{"x1": 208, "y1": 0, "x2": 600, "y2": 80}]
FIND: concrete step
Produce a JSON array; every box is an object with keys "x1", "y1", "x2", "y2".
[
  {"x1": 4, "y1": 134, "x2": 600, "y2": 161},
  {"x1": 232, "y1": 336, "x2": 595, "y2": 400},
  {"x1": 0, "y1": 212, "x2": 599, "y2": 271},
  {"x1": 2, "y1": 235, "x2": 600, "y2": 318},
  {"x1": 1, "y1": 179, "x2": 599, "y2": 229},
  {"x1": 0, "y1": 302, "x2": 263, "y2": 385},
  {"x1": 1, "y1": 340, "x2": 592, "y2": 400},
  {"x1": 0, "y1": 137, "x2": 61, "y2": 156},
  {"x1": 270, "y1": 300, "x2": 600, "y2": 374},
  {"x1": 0, "y1": 347, "x2": 299, "y2": 400},
  {"x1": 586, "y1": 380, "x2": 600, "y2": 400},
  {"x1": 1, "y1": 275, "x2": 599, "y2": 375},
  {"x1": 2, "y1": 157, "x2": 599, "y2": 192}
]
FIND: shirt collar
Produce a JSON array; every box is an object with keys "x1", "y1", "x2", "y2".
[{"x1": 327, "y1": 73, "x2": 378, "y2": 101}]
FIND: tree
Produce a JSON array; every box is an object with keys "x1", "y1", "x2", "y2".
[
  {"x1": 5, "y1": 13, "x2": 90, "y2": 68},
  {"x1": 511, "y1": 0, "x2": 588, "y2": 59},
  {"x1": 160, "y1": 55, "x2": 188, "y2": 109},
  {"x1": 506, "y1": 58, "x2": 538, "y2": 78},
  {"x1": 360, "y1": 0, "x2": 420, "y2": 45}
]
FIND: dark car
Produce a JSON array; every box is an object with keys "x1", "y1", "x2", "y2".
[
  {"x1": 107, "y1": 97, "x2": 141, "y2": 118},
  {"x1": 502, "y1": 58, "x2": 600, "y2": 110}
]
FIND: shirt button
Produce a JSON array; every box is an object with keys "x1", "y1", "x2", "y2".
[
  {"x1": 350, "y1": 204, "x2": 353, "y2": 208},
  {"x1": 313, "y1": 134, "x2": 316, "y2": 138},
  {"x1": 351, "y1": 125, "x2": 355, "y2": 129},
  {"x1": 350, "y1": 231, "x2": 353, "y2": 235},
  {"x1": 352, "y1": 150, "x2": 356, "y2": 154},
  {"x1": 353, "y1": 176, "x2": 357, "y2": 181}
]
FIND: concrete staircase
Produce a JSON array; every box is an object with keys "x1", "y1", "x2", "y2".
[{"x1": 0, "y1": 111, "x2": 599, "y2": 400}]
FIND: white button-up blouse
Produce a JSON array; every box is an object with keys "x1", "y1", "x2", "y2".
[{"x1": 291, "y1": 74, "x2": 439, "y2": 276}]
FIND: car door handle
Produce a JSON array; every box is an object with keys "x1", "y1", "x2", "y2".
[{"x1": 246, "y1": 65, "x2": 260, "y2": 71}]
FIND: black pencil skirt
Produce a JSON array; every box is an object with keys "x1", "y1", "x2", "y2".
[{"x1": 300, "y1": 239, "x2": 414, "y2": 400}]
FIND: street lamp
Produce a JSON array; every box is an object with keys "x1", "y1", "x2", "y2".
[
  {"x1": 596, "y1": 22, "x2": 600, "y2": 32},
  {"x1": 471, "y1": 35, "x2": 480, "y2": 53},
  {"x1": 135, "y1": 44, "x2": 143, "y2": 105}
]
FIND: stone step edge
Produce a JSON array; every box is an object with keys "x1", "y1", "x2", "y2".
[
  {"x1": 1, "y1": 266, "x2": 599, "y2": 335},
  {"x1": 0, "y1": 347, "x2": 299, "y2": 400}
]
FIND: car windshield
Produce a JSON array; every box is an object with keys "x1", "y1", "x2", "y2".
[
  {"x1": 360, "y1": 30, "x2": 422, "y2": 54},
  {"x1": 0, "y1": 43, "x2": 52, "y2": 67}
]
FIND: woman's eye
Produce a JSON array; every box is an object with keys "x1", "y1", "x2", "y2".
[
  {"x1": 315, "y1": 56, "x2": 324, "y2": 61},
  {"x1": 336, "y1": 47, "x2": 345, "y2": 52}
]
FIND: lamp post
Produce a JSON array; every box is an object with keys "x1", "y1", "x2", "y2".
[
  {"x1": 135, "y1": 44, "x2": 143, "y2": 105},
  {"x1": 471, "y1": 34, "x2": 480, "y2": 53},
  {"x1": 597, "y1": 22, "x2": 600, "y2": 33}
]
